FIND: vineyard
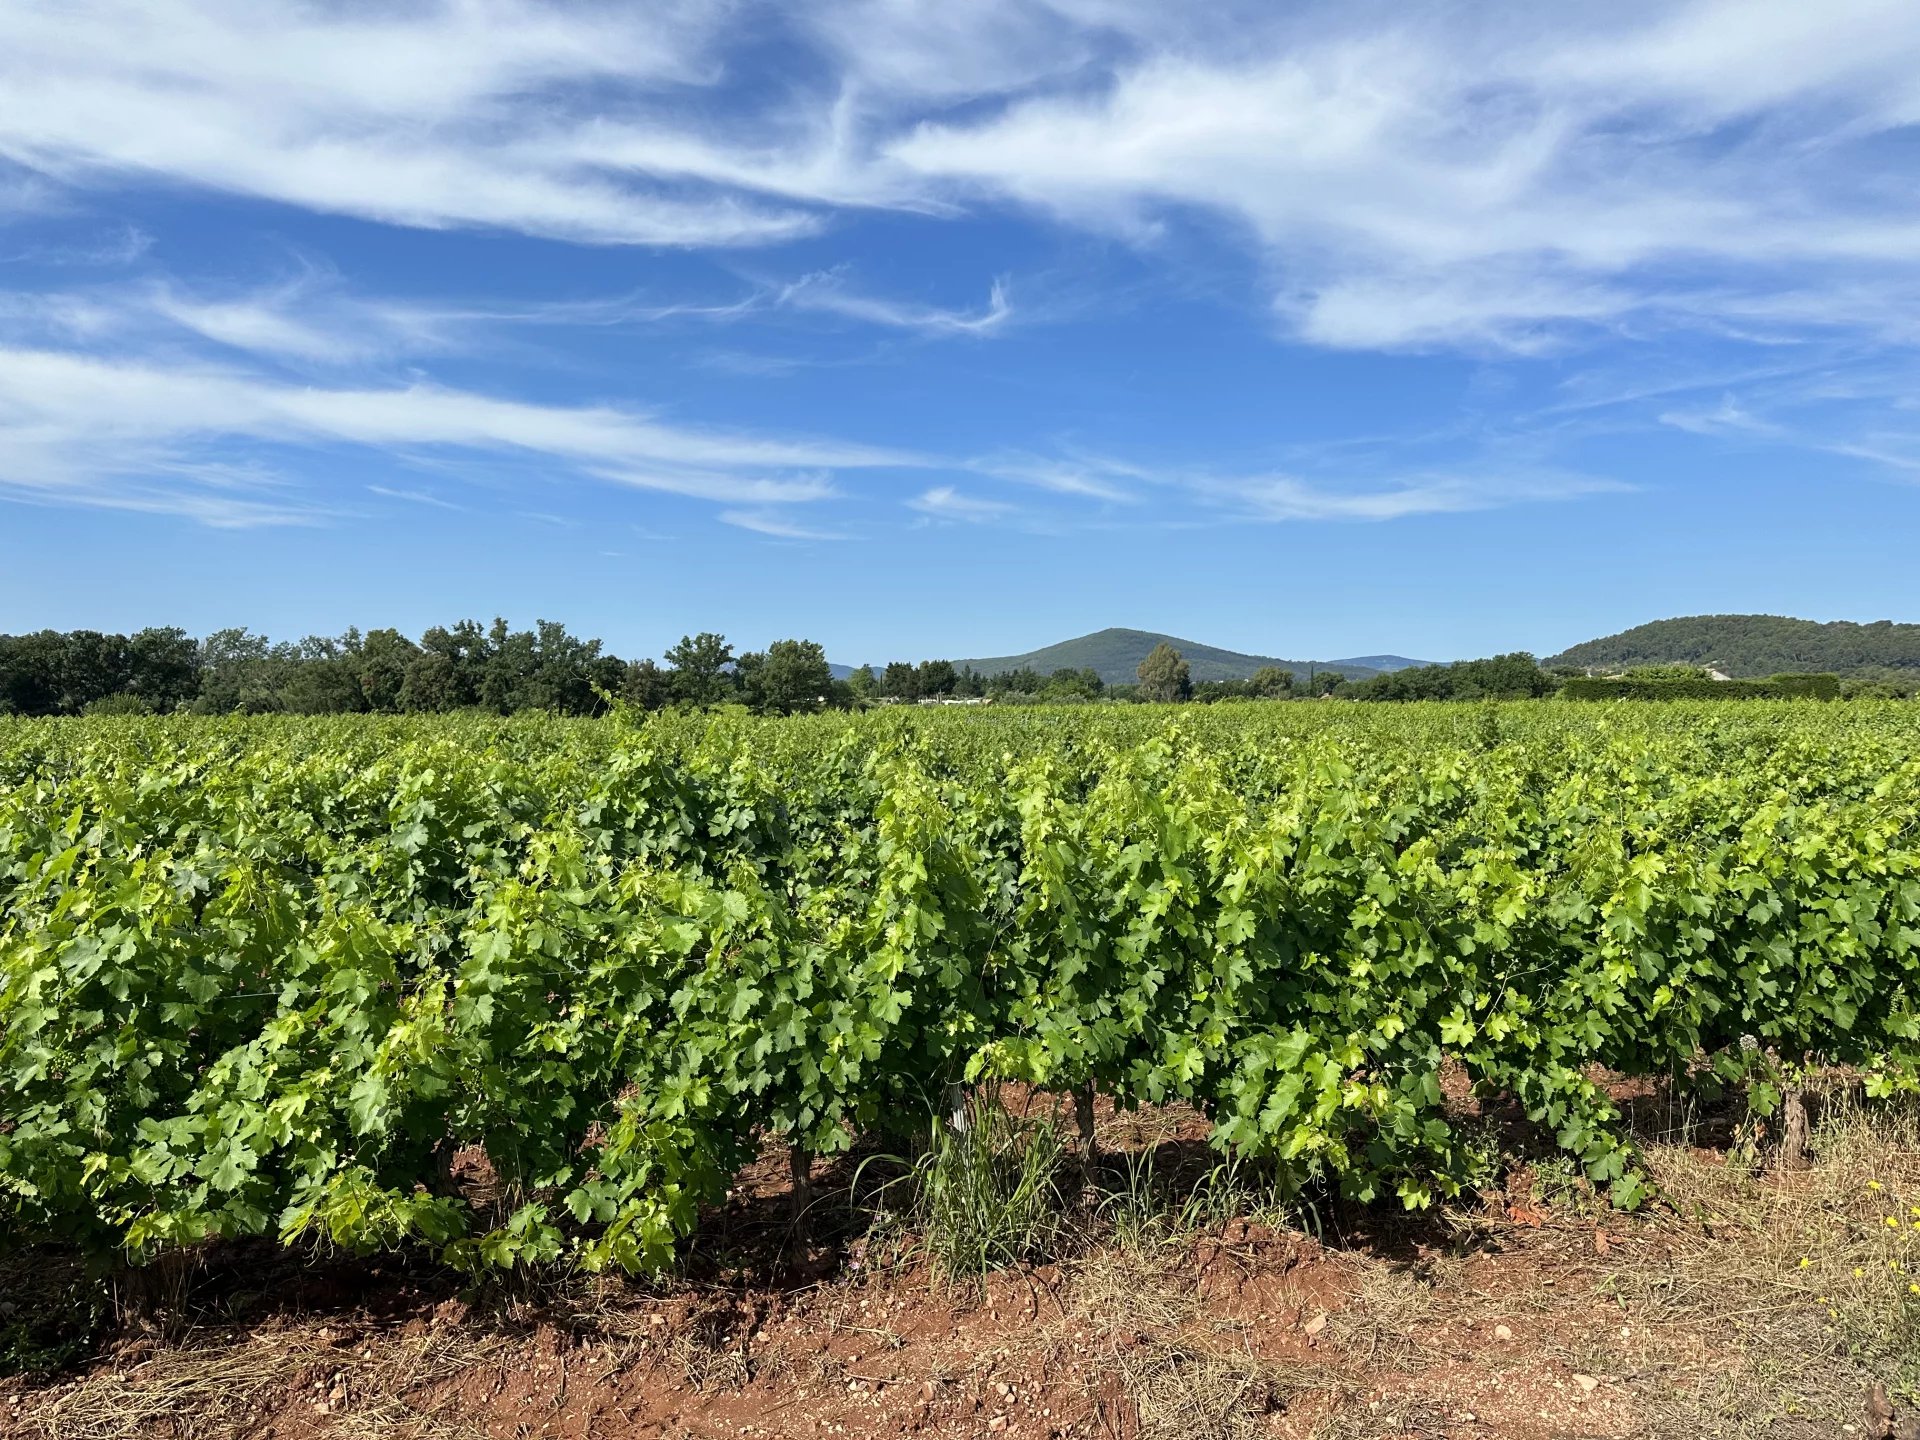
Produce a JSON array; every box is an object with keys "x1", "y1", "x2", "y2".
[{"x1": 4, "y1": 701, "x2": 1920, "y2": 1279}]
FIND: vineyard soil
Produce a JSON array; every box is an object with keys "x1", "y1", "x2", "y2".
[{"x1": 4, "y1": 1085, "x2": 1916, "y2": 1439}]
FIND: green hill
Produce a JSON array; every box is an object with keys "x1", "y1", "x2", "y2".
[
  {"x1": 1548, "y1": 615, "x2": 1920, "y2": 677},
  {"x1": 953, "y1": 628, "x2": 1398, "y2": 686}
]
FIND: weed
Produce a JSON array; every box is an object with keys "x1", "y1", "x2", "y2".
[
  {"x1": 1098, "y1": 1146, "x2": 1303, "y2": 1254},
  {"x1": 901, "y1": 1089, "x2": 1074, "y2": 1282}
]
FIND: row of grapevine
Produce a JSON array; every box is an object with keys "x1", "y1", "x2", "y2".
[{"x1": 3, "y1": 701, "x2": 1919, "y2": 1272}]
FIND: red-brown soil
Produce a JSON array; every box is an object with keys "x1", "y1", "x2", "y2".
[{"x1": 5, "y1": 1090, "x2": 1915, "y2": 1440}]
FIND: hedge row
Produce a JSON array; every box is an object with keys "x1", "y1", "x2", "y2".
[{"x1": 1562, "y1": 673, "x2": 1842, "y2": 701}]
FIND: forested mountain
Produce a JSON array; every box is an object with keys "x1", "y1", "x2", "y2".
[
  {"x1": 954, "y1": 628, "x2": 1416, "y2": 685},
  {"x1": 1548, "y1": 615, "x2": 1920, "y2": 678}
]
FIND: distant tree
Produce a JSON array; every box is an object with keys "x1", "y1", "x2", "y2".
[
  {"x1": 1136, "y1": 643, "x2": 1192, "y2": 703},
  {"x1": 0, "y1": 631, "x2": 68, "y2": 715},
  {"x1": 740, "y1": 638, "x2": 834, "y2": 715},
  {"x1": 917, "y1": 659, "x2": 958, "y2": 697},
  {"x1": 1312, "y1": 669, "x2": 1347, "y2": 697},
  {"x1": 479, "y1": 618, "x2": 534, "y2": 713},
  {"x1": 586, "y1": 654, "x2": 628, "y2": 710},
  {"x1": 1346, "y1": 653, "x2": 1556, "y2": 702},
  {"x1": 1042, "y1": 666, "x2": 1104, "y2": 701},
  {"x1": 881, "y1": 661, "x2": 920, "y2": 701},
  {"x1": 1249, "y1": 665, "x2": 1294, "y2": 699},
  {"x1": 987, "y1": 666, "x2": 1046, "y2": 697},
  {"x1": 354, "y1": 628, "x2": 418, "y2": 712},
  {"x1": 1192, "y1": 678, "x2": 1251, "y2": 703},
  {"x1": 278, "y1": 645, "x2": 367, "y2": 713},
  {"x1": 195, "y1": 628, "x2": 293, "y2": 713},
  {"x1": 846, "y1": 665, "x2": 879, "y2": 703},
  {"x1": 666, "y1": 632, "x2": 735, "y2": 707},
  {"x1": 732, "y1": 648, "x2": 764, "y2": 705},
  {"x1": 127, "y1": 627, "x2": 200, "y2": 711},
  {"x1": 400, "y1": 651, "x2": 460, "y2": 712},
  {"x1": 2, "y1": 617, "x2": 644, "y2": 716},
  {"x1": 620, "y1": 658, "x2": 674, "y2": 711},
  {"x1": 56, "y1": 630, "x2": 132, "y2": 713},
  {"x1": 415, "y1": 620, "x2": 488, "y2": 708},
  {"x1": 519, "y1": 618, "x2": 603, "y2": 713}
]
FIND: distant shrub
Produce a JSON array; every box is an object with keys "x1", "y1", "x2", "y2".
[
  {"x1": 1623, "y1": 664, "x2": 1713, "y2": 682},
  {"x1": 80, "y1": 693, "x2": 152, "y2": 716}
]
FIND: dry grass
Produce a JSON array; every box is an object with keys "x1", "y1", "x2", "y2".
[
  {"x1": 331, "y1": 1397, "x2": 496, "y2": 1440},
  {"x1": 1119, "y1": 1337, "x2": 1331, "y2": 1440},
  {"x1": 1069, "y1": 1247, "x2": 1197, "y2": 1332},
  {"x1": 12, "y1": 1326, "x2": 510, "y2": 1440},
  {"x1": 1066, "y1": 1219, "x2": 1356, "y2": 1438},
  {"x1": 1322, "y1": 1255, "x2": 1479, "y2": 1377},
  {"x1": 17, "y1": 1333, "x2": 331, "y2": 1440},
  {"x1": 668, "y1": 1327, "x2": 754, "y2": 1392},
  {"x1": 1309, "y1": 1393, "x2": 1456, "y2": 1440},
  {"x1": 1608, "y1": 1092, "x2": 1920, "y2": 1436}
]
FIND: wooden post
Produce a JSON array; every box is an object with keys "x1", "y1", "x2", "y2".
[
  {"x1": 1074, "y1": 1080, "x2": 1098, "y2": 1166},
  {"x1": 789, "y1": 1141, "x2": 813, "y2": 1228},
  {"x1": 1780, "y1": 1087, "x2": 1811, "y2": 1171}
]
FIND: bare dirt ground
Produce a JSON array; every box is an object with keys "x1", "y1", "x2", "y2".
[{"x1": 5, "y1": 1090, "x2": 1918, "y2": 1440}]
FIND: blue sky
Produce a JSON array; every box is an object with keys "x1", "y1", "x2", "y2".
[{"x1": 3, "y1": 0, "x2": 1920, "y2": 665}]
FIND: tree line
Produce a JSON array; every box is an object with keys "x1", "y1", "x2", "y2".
[
  {"x1": 0, "y1": 624, "x2": 1361, "y2": 718},
  {"x1": 4, "y1": 626, "x2": 1897, "y2": 719},
  {"x1": 0, "y1": 622, "x2": 842, "y2": 718}
]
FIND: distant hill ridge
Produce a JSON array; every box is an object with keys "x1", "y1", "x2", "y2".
[
  {"x1": 1548, "y1": 614, "x2": 1920, "y2": 678},
  {"x1": 949, "y1": 628, "x2": 1430, "y2": 686}
]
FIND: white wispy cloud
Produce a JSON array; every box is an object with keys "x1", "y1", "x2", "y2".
[
  {"x1": 367, "y1": 484, "x2": 465, "y2": 511},
  {"x1": 908, "y1": 485, "x2": 1014, "y2": 520},
  {"x1": 1658, "y1": 394, "x2": 1783, "y2": 437},
  {"x1": 9, "y1": 0, "x2": 1920, "y2": 537},
  {"x1": 0, "y1": 223, "x2": 152, "y2": 267},
  {"x1": 969, "y1": 451, "x2": 1146, "y2": 502},
  {"x1": 881, "y1": 1, "x2": 1920, "y2": 351},
  {"x1": 0, "y1": 0, "x2": 812, "y2": 246},
  {"x1": 1826, "y1": 439, "x2": 1920, "y2": 474},
  {"x1": 1198, "y1": 470, "x2": 1628, "y2": 524},
  {"x1": 775, "y1": 271, "x2": 1013, "y2": 335},
  {"x1": 1, "y1": 273, "x2": 466, "y2": 364},
  {"x1": 147, "y1": 283, "x2": 391, "y2": 364},
  {"x1": 718, "y1": 508, "x2": 849, "y2": 540},
  {"x1": 0, "y1": 342, "x2": 920, "y2": 522},
  {"x1": 8, "y1": 0, "x2": 1919, "y2": 358},
  {"x1": 1, "y1": 266, "x2": 1021, "y2": 370},
  {"x1": 591, "y1": 467, "x2": 841, "y2": 505}
]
